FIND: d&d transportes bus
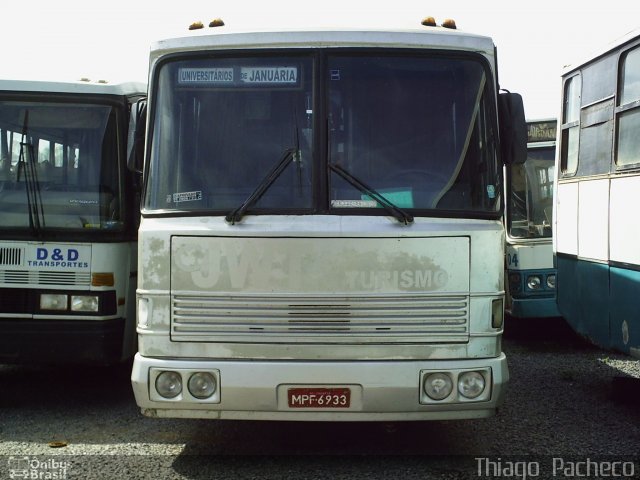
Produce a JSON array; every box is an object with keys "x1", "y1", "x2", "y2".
[{"x1": 0, "y1": 79, "x2": 145, "y2": 364}]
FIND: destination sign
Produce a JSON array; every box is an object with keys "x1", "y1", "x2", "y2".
[
  {"x1": 178, "y1": 68, "x2": 234, "y2": 85},
  {"x1": 178, "y1": 66, "x2": 299, "y2": 87},
  {"x1": 240, "y1": 67, "x2": 298, "y2": 84},
  {"x1": 527, "y1": 121, "x2": 557, "y2": 142}
]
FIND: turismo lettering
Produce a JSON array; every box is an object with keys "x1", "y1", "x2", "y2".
[
  {"x1": 175, "y1": 242, "x2": 448, "y2": 291},
  {"x1": 345, "y1": 269, "x2": 448, "y2": 290}
]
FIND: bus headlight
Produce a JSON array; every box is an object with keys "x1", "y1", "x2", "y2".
[
  {"x1": 546, "y1": 274, "x2": 556, "y2": 289},
  {"x1": 188, "y1": 372, "x2": 217, "y2": 399},
  {"x1": 40, "y1": 294, "x2": 68, "y2": 310},
  {"x1": 526, "y1": 275, "x2": 542, "y2": 290},
  {"x1": 458, "y1": 371, "x2": 486, "y2": 399},
  {"x1": 155, "y1": 371, "x2": 182, "y2": 399},
  {"x1": 71, "y1": 295, "x2": 99, "y2": 312},
  {"x1": 424, "y1": 373, "x2": 453, "y2": 400}
]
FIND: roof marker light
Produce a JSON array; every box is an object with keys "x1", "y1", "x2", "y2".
[
  {"x1": 421, "y1": 17, "x2": 437, "y2": 27},
  {"x1": 209, "y1": 18, "x2": 225, "y2": 27},
  {"x1": 441, "y1": 19, "x2": 457, "y2": 29},
  {"x1": 189, "y1": 21, "x2": 204, "y2": 30}
]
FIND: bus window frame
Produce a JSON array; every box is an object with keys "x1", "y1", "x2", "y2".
[
  {"x1": 560, "y1": 73, "x2": 581, "y2": 177},
  {"x1": 614, "y1": 43, "x2": 640, "y2": 172},
  {"x1": 0, "y1": 91, "x2": 135, "y2": 242},
  {"x1": 142, "y1": 47, "x2": 504, "y2": 221}
]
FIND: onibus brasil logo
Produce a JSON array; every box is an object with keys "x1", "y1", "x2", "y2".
[{"x1": 7, "y1": 456, "x2": 70, "y2": 479}]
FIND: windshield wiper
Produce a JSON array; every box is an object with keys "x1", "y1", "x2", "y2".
[
  {"x1": 329, "y1": 163, "x2": 413, "y2": 225},
  {"x1": 225, "y1": 146, "x2": 298, "y2": 225},
  {"x1": 16, "y1": 111, "x2": 45, "y2": 235}
]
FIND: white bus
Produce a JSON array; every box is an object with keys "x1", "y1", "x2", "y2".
[
  {"x1": 0, "y1": 79, "x2": 146, "y2": 365},
  {"x1": 555, "y1": 30, "x2": 640, "y2": 359},
  {"x1": 505, "y1": 119, "x2": 560, "y2": 318},
  {"x1": 130, "y1": 18, "x2": 527, "y2": 420}
]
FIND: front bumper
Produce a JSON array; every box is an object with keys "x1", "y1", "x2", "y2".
[
  {"x1": 508, "y1": 296, "x2": 561, "y2": 319},
  {"x1": 131, "y1": 353, "x2": 509, "y2": 421},
  {"x1": 0, "y1": 318, "x2": 127, "y2": 365}
]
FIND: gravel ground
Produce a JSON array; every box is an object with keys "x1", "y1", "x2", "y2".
[{"x1": 0, "y1": 317, "x2": 638, "y2": 479}]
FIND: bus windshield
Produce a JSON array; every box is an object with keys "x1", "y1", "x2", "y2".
[
  {"x1": 507, "y1": 146, "x2": 555, "y2": 238},
  {"x1": 0, "y1": 101, "x2": 122, "y2": 232},
  {"x1": 146, "y1": 51, "x2": 500, "y2": 215}
]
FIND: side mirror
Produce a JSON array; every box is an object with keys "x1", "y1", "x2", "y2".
[
  {"x1": 127, "y1": 98, "x2": 147, "y2": 173},
  {"x1": 498, "y1": 91, "x2": 527, "y2": 165}
]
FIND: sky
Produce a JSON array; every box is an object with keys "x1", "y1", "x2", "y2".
[{"x1": 1, "y1": 0, "x2": 638, "y2": 120}]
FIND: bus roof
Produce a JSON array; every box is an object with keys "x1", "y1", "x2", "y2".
[
  {"x1": 150, "y1": 25, "x2": 496, "y2": 62},
  {"x1": 561, "y1": 27, "x2": 640, "y2": 76},
  {"x1": 0, "y1": 79, "x2": 146, "y2": 97}
]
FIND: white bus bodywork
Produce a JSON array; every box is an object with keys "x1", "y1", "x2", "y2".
[
  {"x1": 0, "y1": 79, "x2": 145, "y2": 364},
  {"x1": 131, "y1": 24, "x2": 524, "y2": 420}
]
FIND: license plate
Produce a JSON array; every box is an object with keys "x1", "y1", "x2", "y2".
[{"x1": 287, "y1": 387, "x2": 351, "y2": 408}]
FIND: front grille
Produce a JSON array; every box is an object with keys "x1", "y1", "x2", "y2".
[
  {"x1": 171, "y1": 294, "x2": 469, "y2": 344},
  {"x1": 0, "y1": 247, "x2": 23, "y2": 266},
  {"x1": 0, "y1": 270, "x2": 91, "y2": 286}
]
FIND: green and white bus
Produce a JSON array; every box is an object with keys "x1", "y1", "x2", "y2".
[
  {"x1": 555, "y1": 29, "x2": 640, "y2": 358},
  {"x1": 0, "y1": 79, "x2": 145, "y2": 364},
  {"x1": 505, "y1": 119, "x2": 560, "y2": 318},
  {"x1": 130, "y1": 18, "x2": 527, "y2": 420}
]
